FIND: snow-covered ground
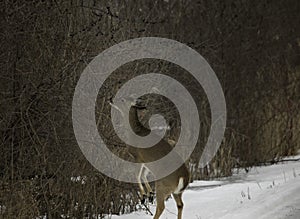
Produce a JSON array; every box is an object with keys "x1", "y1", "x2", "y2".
[{"x1": 110, "y1": 155, "x2": 300, "y2": 219}]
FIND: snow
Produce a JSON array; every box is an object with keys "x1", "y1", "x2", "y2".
[{"x1": 109, "y1": 155, "x2": 300, "y2": 219}]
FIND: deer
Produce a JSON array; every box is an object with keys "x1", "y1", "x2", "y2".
[{"x1": 109, "y1": 96, "x2": 190, "y2": 219}]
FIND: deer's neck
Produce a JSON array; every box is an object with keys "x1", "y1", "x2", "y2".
[{"x1": 128, "y1": 107, "x2": 149, "y2": 135}]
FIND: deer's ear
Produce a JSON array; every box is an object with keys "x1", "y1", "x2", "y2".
[
  {"x1": 167, "y1": 139, "x2": 176, "y2": 147},
  {"x1": 110, "y1": 103, "x2": 124, "y2": 115}
]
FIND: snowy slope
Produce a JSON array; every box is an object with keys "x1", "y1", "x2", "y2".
[{"x1": 110, "y1": 155, "x2": 300, "y2": 219}]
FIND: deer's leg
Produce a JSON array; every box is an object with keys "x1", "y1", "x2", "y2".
[
  {"x1": 172, "y1": 193, "x2": 184, "y2": 219},
  {"x1": 153, "y1": 182, "x2": 172, "y2": 219},
  {"x1": 153, "y1": 190, "x2": 165, "y2": 219},
  {"x1": 143, "y1": 179, "x2": 154, "y2": 204},
  {"x1": 138, "y1": 165, "x2": 146, "y2": 203},
  {"x1": 143, "y1": 179, "x2": 153, "y2": 194},
  {"x1": 142, "y1": 171, "x2": 153, "y2": 194},
  {"x1": 141, "y1": 166, "x2": 154, "y2": 203}
]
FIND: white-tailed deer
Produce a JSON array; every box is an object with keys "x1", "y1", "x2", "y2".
[{"x1": 110, "y1": 97, "x2": 190, "y2": 219}]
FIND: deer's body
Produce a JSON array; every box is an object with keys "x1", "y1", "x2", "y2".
[{"x1": 111, "y1": 98, "x2": 190, "y2": 219}]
